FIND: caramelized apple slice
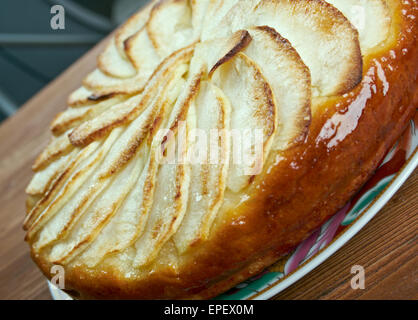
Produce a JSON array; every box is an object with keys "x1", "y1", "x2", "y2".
[
  {"x1": 51, "y1": 96, "x2": 126, "y2": 136},
  {"x1": 80, "y1": 33, "x2": 252, "y2": 265},
  {"x1": 244, "y1": 26, "x2": 311, "y2": 150},
  {"x1": 24, "y1": 137, "x2": 111, "y2": 235},
  {"x1": 133, "y1": 70, "x2": 203, "y2": 267},
  {"x1": 212, "y1": 52, "x2": 277, "y2": 193},
  {"x1": 97, "y1": 0, "x2": 156, "y2": 77},
  {"x1": 133, "y1": 153, "x2": 191, "y2": 267},
  {"x1": 84, "y1": 30, "x2": 191, "y2": 96},
  {"x1": 80, "y1": 150, "x2": 154, "y2": 267},
  {"x1": 37, "y1": 63, "x2": 186, "y2": 260},
  {"x1": 48, "y1": 151, "x2": 145, "y2": 265},
  {"x1": 82, "y1": 68, "x2": 148, "y2": 96},
  {"x1": 26, "y1": 150, "x2": 77, "y2": 196},
  {"x1": 201, "y1": 0, "x2": 240, "y2": 41},
  {"x1": 32, "y1": 131, "x2": 74, "y2": 171},
  {"x1": 30, "y1": 130, "x2": 125, "y2": 252},
  {"x1": 67, "y1": 87, "x2": 95, "y2": 107},
  {"x1": 98, "y1": 38, "x2": 137, "y2": 78},
  {"x1": 84, "y1": 29, "x2": 161, "y2": 95},
  {"x1": 147, "y1": 0, "x2": 194, "y2": 59},
  {"x1": 124, "y1": 27, "x2": 161, "y2": 71},
  {"x1": 203, "y1": 0, "x2": 362, "y2": 96},
  {"x1": 114, "y1": 0, "x2": 156, "y2": 58},
  {"x1": 68, "y1": 94, "x2": 145, "y2": 147},
  {"x1": 32, "y1": 92, "x2": 169, "y2": 252},
  {"x1": 80, "y1": 74, "x2": 188, "y2": 266},
  {"x1": 325, "y1": 0, "x2": 391, "y2": 52},
  {"x1": 174, "y1": 81, "x2": 231, "y2": 253},
  {"x1": 71, "y1": 49, "x2": 191, "y2": 147}
]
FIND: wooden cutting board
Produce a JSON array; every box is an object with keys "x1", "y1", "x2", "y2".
[{"x1": 0, "y1": 36, "x2": 416, "y2": 300}]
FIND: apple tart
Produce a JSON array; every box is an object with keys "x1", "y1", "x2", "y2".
[{"x1": 24, "y1": 0, "x2": 417, "y2": 299}]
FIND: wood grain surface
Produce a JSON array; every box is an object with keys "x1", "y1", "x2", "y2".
[{"x1": 0, "y1": 37, "x2": 416, "y2": 300}]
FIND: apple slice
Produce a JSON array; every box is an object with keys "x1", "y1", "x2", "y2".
[
  {"x1": 133, "y1": 69, "x2": 203, "y2": 267},
  {"x1": 82, "y1": 67, "x2": 149, "y2": 96},
  {"x1": 147, "y1": 0, "x2": 194, "y2": 59},
  {"x1": 70, "y1": 52, "x2": 190, "y2": 148},
  {"x1": 211, "y1": 52, "x2": 276, "y2": 193},
  {"x1": 174, "y1": 81, "x2": 231, "y2": 253},
  {"x1": 190, "y1": 0, "x2": 211, "y2": 38},
  {"x1": 202, "y1": 0, "x2": 362, "y2": 97},
  {"x1": 47, "y1": 150, "x2": 145, "y2": 265},
  {"x1": 124, "y1": 27, "x2": 161, "y2": 71},
  {"x1": 68, "y1": 94, "x2": 145, "y2": 147},
  {"x1": 98, "y1": 38, "x2": 137, "y2": 78},
  {"x1": 79, "y1": 32, "x2": 252, "y2": 265},
  {"x1": 201, "y1": 0, "x2": 240, "y2": 41},
  {"x1": 31, "y1": 93, "x2": 166, "y2": 252},
  {"x1": 325, "y1": 0, "x2": 391, "y2": 52},
  {"x1": 114, "y1": 0, "x2": 156, "y2": 58},
  {"x1": 80, "y1": 72, "x2": 190, "y2": 267},
  {"x1": 30, "y1": 128, "x2": 127, "y2": 252},
  {"x1": 67, "y1": 87, "x2": 95, "y2": 107},
  {"x1": 244, "y1": 26, "x2": 311, "y2": 150},
  {"x1": 97, "y1": 0, "x2": 156, "y2": 77},
  {"x1": 41, "y1": 62, "x2": 185, "y2": 262},
  {"x1": 26, "y1": 150, "x2": 77, "y2": 196},
  {"x1": 32, "y1": 131, "x2": 74, "y2": 171},
  {"x1": 80, "y1": 153, "x2": 152, "y2": 267},
  {"x1": 51, "y1": 96, "x2": 126, "y2": 136},
  {"x1": 84, "y1": 28, "x2": 163, "y2": 95},
  {"x1": 24, "y1": 136, "x2": 112, "y2": 236}
]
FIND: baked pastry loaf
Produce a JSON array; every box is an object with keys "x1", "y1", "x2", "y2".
[{"x1": 24, "y1": 0, "x2": 417, "y2": 299}]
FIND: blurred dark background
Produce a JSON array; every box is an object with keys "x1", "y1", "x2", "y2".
[{"x1": 0, "y1": 0, "x2": 149, "y2": 123}]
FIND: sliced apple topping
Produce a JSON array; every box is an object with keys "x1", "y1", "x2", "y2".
[
  {"x1": 211, "y1": 52, "x2": 277, "y2": 193},
  {"x1": 133, "y1": 71, "x2": 202, "y2": 267},
  {"x1": 48, "y1": 151, "x2": 145, "y2": 265},
  {"x1": 67, "y1": 87, "x2": 96, "y2": 107},
  {"x1": 26, "y1": 150, "x2": 77, "y2": 196},
  {"x1": 30, "y1": 133, "x2": 124, "y2": 251},
  {"x1": 24, "y1": 137, "x2": 110, "y2": 235},
  {"x1": 51, "y1": 96, "x2": 126, "y2": 136},
  {"x1": 202, "y1": 0, "x2": 362, "y2": 96},
  {"x1": 244, "y1": 26, "x2": 311, "y2": 150},
  {"x1": 147, "y1": 0, "x2": 194, "y2": 59},
  {"x1": 68, "y1": 94, "x2": 145, "y2": 147},
  {"x1": 190, "y1": 0, "x2": 211, "y2": 38},
  {"x1": 200, "y1": 0, "x2": 240, "y2": 41},
  {"x1": 123, "y1": 27, "x2": 161, "y2": 72},
  {"x1": 325, "y1": 0, "x2": 391, "y2": 52},
  {"x1": 114, "y1": 1, "x2": 156, "y2": 58},
  {"x1": 76, "y1": 76, "x2": 181, "y2": 266},
  {"x1": 71, "y1": 48, "x2": 192, "y2": 147},
  {"x1": 174, "y1": 81, "x2": 231, "y2": 253},
  {"x1": 80, "y1": 155, "x2": 153, "y2": 267},
  {"x1": 98, "y1": 1, "x2": 157, "y2": 77},
  {"x1": 32, "y1": 131, "x2": 74, "y2": 171},
  {"x1": 98, "y1": 38, "x2": 137, "y2": 78},
  {"x1": 33, "y1": 98, "x2": 172, "y2": 252},
  {"x1": 83, "y1": 68, "x2": 148, "y2": 96}
]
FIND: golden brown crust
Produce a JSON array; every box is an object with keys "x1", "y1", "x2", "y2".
[{"x1": 29, "y1": 0, "x2": 417, "y2": 299}]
